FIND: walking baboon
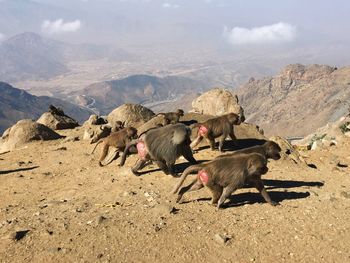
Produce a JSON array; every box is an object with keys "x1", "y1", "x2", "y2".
[
  {"x1": 91, "y1": 127, "x2": 138, "y2": 166},
  {"x1": 190, "y1": 112, "x2": 244, "y2": 152},
  {"x1": 120, "y1": 123, "x2": 197, "y2": 176},
  {"x1": 173, "y1": 153, "x2": 278, "y2": 209},
  {"x1": 156, "y1": 109, "x2": 184, "y2": 125}
]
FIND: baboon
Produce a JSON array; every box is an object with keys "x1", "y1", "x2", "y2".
[
  {"x1": 111, "y1": 120, "x2": 125, "y2": 132},
  {"x1": 119, "y1": 123, "x2": 197, "y2": 176},
  {"x1": 91, "y1": 127, "x2": 138, "y2": 166},
  {"x1": 190, "y1": 112, "x2": 244, "y2": 152},
  {"x1": 173, "y1": 153, "x2": 279, "y2": 209},
  {"x1": 216, "y1": 141, "x2": 282, "y2": 161},
  {"x1": 156, "y1": 109, "x2": 184, "y2": 125}
]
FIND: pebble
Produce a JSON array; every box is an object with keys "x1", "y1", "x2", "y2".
[
  {"x1": 214, "y1": 233, "x2": 231, "y2": 244},
  {"x1": 12, "y1": 230, "x2": 30, "y2": 241}
]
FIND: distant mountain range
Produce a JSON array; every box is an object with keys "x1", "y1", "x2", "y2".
[
  {"x1": 0, "y1": 82, "x2": 92, "y2": 133},
  {"x1": 70, "y1": 74, "x2": 210, "y2": 115},
  {"x1": 236, "y1": 64, "x2": 350, "y2": 137},
  {"x1": 0, "y1": 32, "x2": 131, "y2": 82}
]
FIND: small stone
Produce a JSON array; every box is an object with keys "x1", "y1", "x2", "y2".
[
  {"x1": 340, "y1": 191, "x2": 350, "y2": 199},
  {"x1": 97, "y1": 253, "x2": 103, "y2": 259},
  {"x1": 96, "y1": 215, "x2": 107, "y2": 225},
  {"x1": 12, "y1": 230, "x2": 30, "y2": 241},
  {"x1": 337, "y1": 162, "x2": 348, "y2": 168},
  {"x1": 55, "y1": 147, "x2": 67, "y2": 151},
  {"x1": 214, "y1": 233, "x2": 230, "y2": 244}
]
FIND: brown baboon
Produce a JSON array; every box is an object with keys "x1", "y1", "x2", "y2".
[
  {"x1": 190, "y1": 112, "x2": 244, "y2": 152},
  {"x1": 173, "y1": 153, "x2": 278, "y2": 209},
  {"x1": 91, "y1": 127, "x2": 138, "y2": 166},
  {"x1": 156, "y1": 109, "x2": 184, "y2": 125},
  {"x1": 119, "y1": 123, "x2": 197, "y2": 176},
  {"x1": 216, "y1": 141, "x2": 282, "y2": 161},
  {"x1": 111, "y1": 120, "x2": 125, "y2": 132}
]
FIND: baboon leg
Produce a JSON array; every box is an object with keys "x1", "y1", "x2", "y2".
[
  {"x1": 207, "y1": 137, "x2": 216, "y2": 151},
  {"x1": 253, "y1": 179, "x2": 279, "y2": 206},
  {"x1": 131, "y1": 159, "x2": 147, "y2": 176},
  {"x1": 182, "y1": 147, "x2": 197, "y2": 164},
  {"x1": 207, "y1": 184, "x2": 223, "y2": 205},
  {"x1": 98, "y1": 144, "x2": 109, "y2": 166},
  {"x1": 176, "y1": 178, "x2": 204, "y2": 203},
  {"x1": 155, "y1": 160, "x2": 170, "y2": 175},
  {"x1": 217, "y1": 185, "x2": 237, "y2": 209},
  {"x1": 190, "y1": 136, "x2": 203, "y2": 149},
  {"x1": 229, "y1": 131, "x2": 236, "y2": 140},
  {"x1": 166, "y1": 162, "x2": 177, "y2": 177},
  {"x1": 218, "y1": 135, "x2": 226, "y2": 152}
]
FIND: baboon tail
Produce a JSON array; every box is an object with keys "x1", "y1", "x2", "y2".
[
  {"x1": 91, "y1": 139, "x2": 103, "y2": 154},
  {"x1": 172, "y1": 164, "x2": 203, "y2": 194}
]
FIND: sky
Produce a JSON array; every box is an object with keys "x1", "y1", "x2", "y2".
[{"x1": 0, "y1": 0, "x2": 350, "y2": 65}]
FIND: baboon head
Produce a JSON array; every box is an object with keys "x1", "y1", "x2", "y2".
[
  {"x1": 247, "y1": 154, "x2": 268, "y2": 176},
  {"x1": 126, "y1": 127, "x2": 138, "y2": 139},
  {"x1": 266, "y1": 141, "x2": 282, "y2": 160},
  {"x1": 226, "y1": 113, "x2": 241, "y2": 125},
  {"x1": 177, "y1": 109, "x2": 184, "y2": 116}
]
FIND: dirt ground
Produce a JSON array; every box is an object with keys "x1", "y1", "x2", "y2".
[{"x1": 0, "y1": 129, "x2": 349, "y2": 263}]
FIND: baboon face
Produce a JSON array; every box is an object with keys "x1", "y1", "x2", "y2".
[
  {"x1": 266, "y1": 141, "x2": 282, "y2": 160},
  {"x1": 227, "y1": 113, "x2": 240, "y2": 125},
  {"x1": 126, "y1": 127, "x2": 138, "y2": 139},
  {"x1": 247, "y1": 155, "x2": 268, "y2": 176},
  {"x1": 177, "y1": 109, "x2": 184, "y2": 116}
]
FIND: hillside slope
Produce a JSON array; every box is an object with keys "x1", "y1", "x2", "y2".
[
  {"x1": 0, "y1": 82, "x2": 92, "y2": 133},
  {"x1": 72, "y1": 74, "x2": 209, "y2": 115},
  {"x1": 236, "y1": 64, "x2": 350, "y2": 137}
]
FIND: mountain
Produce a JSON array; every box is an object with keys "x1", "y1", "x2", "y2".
[
  {"x1": 0, "y1": 82, "x2": 92, "y2": 133},
  {"x1": 71, "y1": 74, "x2": 210, "y2": 115},
  {"x1": 235, "y1": 64, "x2": 350, "y2": 137},
  {"x1": 0, "y1": 32, "x2": 131, "y2": 82}
]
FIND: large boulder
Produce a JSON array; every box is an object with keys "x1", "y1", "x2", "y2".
[
  {"x1": 137, "y1": 115, "x2": 166, "y2": 135},
  {"x1": 37, "y1": 106, "x2": 79, "y2": 130},
  {"x1": 191, "y1": 88, "x2": 245, "y2": 118},
  {"x1": 0, "y1": 119, "x2": 63, "y2": 152},
  {"x1": 107, "y1": 104, "x2": 155, "y2": 128},
  {"x1": 83, "y1": 124, "x2": 111, "y2": 144}
]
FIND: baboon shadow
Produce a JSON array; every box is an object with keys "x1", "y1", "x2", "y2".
[
  {"x1": 222, "y1": 191, "x2": 310, "y2": 208},
  {"x1": 0, "y1": 166, "x2": 39, "y2": 175},
  {"x1": 135, "y1": 160, "x2": 211, "y2": 176},
  {"x1": 194, "y1": 138, "x2": 267, "y2": 152},
  {"x1": 263, "y1": 179, "x2": 324, "y2": 190}
]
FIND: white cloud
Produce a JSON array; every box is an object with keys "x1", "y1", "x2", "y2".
[
  {"x1": 162, "y1": 3, "x2": 179, "y2": 8},
  {"x1": 0, "y1": 33, "x2": 5, "y2": 42},
  {"x1": 224, "y1": 22, "x2": 296, "y2": 45},
  {"x1": 41, "y1": 19, "x2": 82, "y2": 34}
]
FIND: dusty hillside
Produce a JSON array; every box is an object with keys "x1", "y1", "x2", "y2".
[
  {"x1": 0, "y1": 82, "x2": 92, "y2": 133},
  {"x1": 236, "y1": 64, "x2": 350, "y2": 137},
  {"x1": 0, "y1": 127, "x2": 349, "y2": 262},
  {"x1": 72, "y1": 75, "x2": 209, "y2": 115}
]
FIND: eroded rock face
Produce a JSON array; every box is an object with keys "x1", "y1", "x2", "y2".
[
  {"x1": 107, "y1": 104, "x2": 155, "y2": 128},
  {"x1": 270, "y1": 136, "x2": 307, "y2": 165},
  {"x1": 191, "y1": 88, "x2": 244, "y2": 118},
  {"x1": 37, "y1": 107, "x2": 79, "y2": 130},
  {"x1": 0, "y1": 119, "x2": 62, "y2": 152}
]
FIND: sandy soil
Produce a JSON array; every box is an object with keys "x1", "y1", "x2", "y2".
[{"x1": 0, "y1": 129, "x2": 349, "y2": 263}]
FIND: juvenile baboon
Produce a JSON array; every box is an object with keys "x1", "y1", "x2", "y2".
[
  {"x1": 156, "y1": 109, "x2": 184, "y2": 125},
  {"x1": 216, "y1": 141, "x2": 282, "y2": 161},
  {"x1": 111, "y1": 120, "x2": 125, "y2": 132},
  {"x1": 120, "y1": 123, "x2": 197, "y2": 176},
  {"x1": 91, "y1": 127, "x2": 138, "y2": 166},
  {"x1": 190, "y1": 112, "x2": 244, "y2": 152},
  {"x1": 173, "y1": 153, "x2": 278, "y2": 209}
]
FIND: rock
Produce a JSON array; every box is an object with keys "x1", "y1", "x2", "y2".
[
  {"x1": 82, "y1": 124, "x2": 111, "y2": 144},
  {"x1": 0, "y1": 119, "x2": 63, "y2": 153},
  {"x1": 12, "y1": 230, "x2": 30, "y2": 241},
  {"x1": 107, "y1": 103, "x2": 155, "y2": 128},
  {"x1": 84, "y1": 114, "x2": 108, "y2": 126},
  {"x1": 191, "y1": 88, "x2": 245, "y2": 118},
  {"x1": 214, "y1": 233, "x2": 231, "y2": 244},
  {"x1": 270, "y1": 136, "x2": 307, "y2": 165},
  {"x1": 63, "y1": 136, "x2": 79, "y2": 143},
  {"x1": 96, "y1": 216, "x2": 107, "y2": 225},
  {"x1": 37, "y1": 106, "x2": 79, "y2": 130}
]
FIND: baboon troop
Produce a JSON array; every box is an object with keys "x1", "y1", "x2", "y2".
[{"x1": 88, "y1": 108, "x2": 283, "y2": 210}]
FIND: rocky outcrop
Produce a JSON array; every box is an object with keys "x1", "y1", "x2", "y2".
[
  {"x1": 0, "y1": 119, "x2": 62, "y2": 152},
  {"x1": 37, "y1": 106, "x2": 80, "y2": 130},
  {"x1": 236, "y1": 64, "x2": 350, "y2": 137},
  {"x1": 107, "y1": 104, "x2": 155, "y2": 128},
  {"x1": 191, "y1": 88, "x2": 244, "y2": 117}
]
